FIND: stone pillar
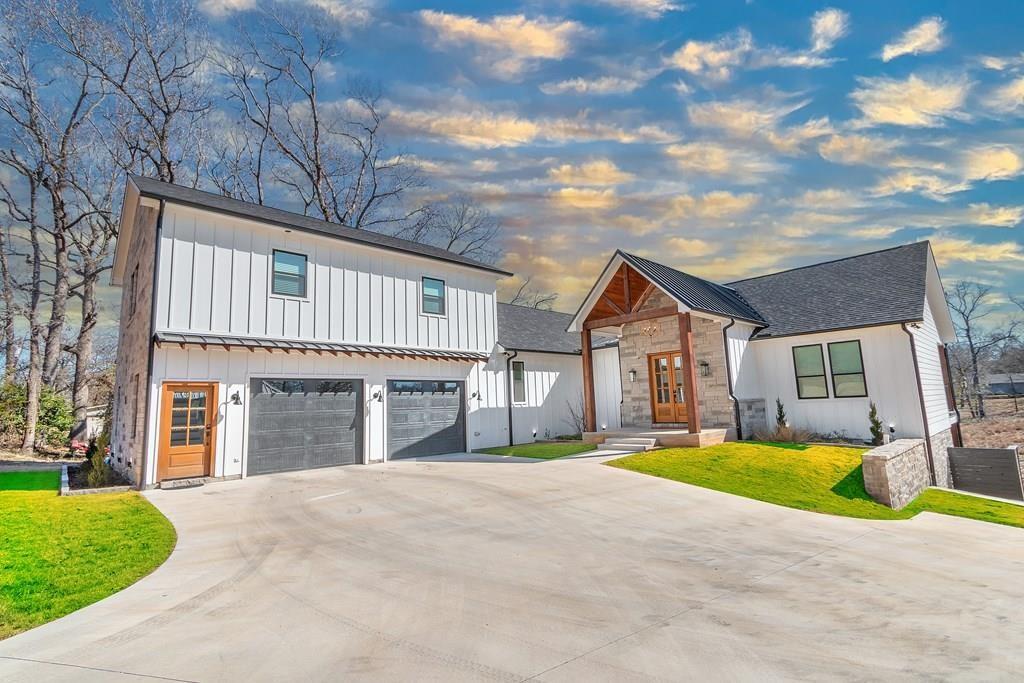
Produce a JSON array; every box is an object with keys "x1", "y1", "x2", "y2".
[{"x1": 862, "y1": 439, "x2": 930, "y2": 509}]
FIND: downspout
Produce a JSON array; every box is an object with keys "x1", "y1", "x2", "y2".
[
  {"x1": 505, "y1": 350, "x2": 518, "y2": 446},
  {"x1": 902, "y1": 323, "x2": 936, "y2": 484},
  {"x1": 722, "y1": 318, "x2": 742, "y2": 440},
  {"x1": 942, "y1": 344, "x2": 964, "y2": 447},
  {"x1": 139, "y1": 199, "x2": 165, "y2": 489}
]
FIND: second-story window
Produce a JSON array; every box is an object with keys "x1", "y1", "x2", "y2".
[
  {"x1": 422, "y1": 277, "x2": 446, "y2": 315},
  {"x1": 272, "y1": 250, "x2": 307, "y2": 297}
]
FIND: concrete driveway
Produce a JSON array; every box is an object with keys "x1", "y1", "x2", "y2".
[{"x1": 2, "y1": 452, "x2": 1023, "y2": 682}]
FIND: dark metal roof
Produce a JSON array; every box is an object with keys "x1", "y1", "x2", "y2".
[
  {"x1": 728, "y1": 242, "x2": 930, "y2": 339},
  {"x1": 154, "y1": 332, "x2": 490, "y2": 361},
  {"x1": 617, "y1": 251, "x2": 766, "y2": 324},
  {"x1": 497, "y1": 303, "x2": 617, "y2": 354},
  {"x1": 130, "y1": 175, "x2": 512, "y2": 277}
]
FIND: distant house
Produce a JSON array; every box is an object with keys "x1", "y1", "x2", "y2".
[{"x1": 984, "y1": 374, "x2": 1024, "y2": 396}]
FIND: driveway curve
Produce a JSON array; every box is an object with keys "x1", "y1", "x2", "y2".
[{"x1": 2, "y1": 452, "x2": 1023, "y2": 681}]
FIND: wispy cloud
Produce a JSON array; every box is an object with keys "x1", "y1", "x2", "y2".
[
  {"x1": 200, "y1": 0, "x2": 375, "y2": 25},
  {"x1": 967, "y1": 203, "x2": 1024, "y2": 227},
  {"x1": 818, "y1": 133, "x2": 900, "y2": 165},
  {"x1": 687, "y1": 97, "x2": 832, "y2": 152},
  {"x1": 989, "y1": 77, "x2": 1024, "y2": 113},
  {"x1": 540, "y1": 75, "x2": 647, "y2": 95},
  {"x1": 665, "y1": 142, "x2": 783, "y2": 183},
  {"x1": 881, "y1": 17, "x2": 947, "y2": 62},
  {"x1": 548, "y1": 159, "x2": 634, "y2": 185},
  {"x1": 851, "y1": 74, "x2": 970, "y2": 127},
  {"x1": 585, "y1": 0, "x2": 687, "y2": 19},
  {"x1": 930, "y1": 237, "x2": 1024, "y2": 266},
  {"x1": 549, "y1": 187, "x2": 619, "y2": 210}
]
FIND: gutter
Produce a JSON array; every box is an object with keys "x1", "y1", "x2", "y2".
[
  {"x1": 722, "y1": 318, "x2": 742, "y2": 440},
  {"x1": 138, "y1": 199, "x2": 165, "y2": 490},
  {"x1": 505, "y1": 350, "x2": 518, "y2": 447},
  {"x1": 942, "y1": 343, "x2": 964, "y2": 447},
  {"x1": 901, "y1": 323, "x2": 936, "y2": 484}
]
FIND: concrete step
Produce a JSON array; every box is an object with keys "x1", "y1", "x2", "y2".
[
  {"x1": 598, "y1": 442, "x2": 655, "y2": 453},
  {"x1": 614, "y1": 437, "x2": 659, "y2": 447},
  {"x1": 159, "y1": 477, "x2": 207, "y2": 490}
]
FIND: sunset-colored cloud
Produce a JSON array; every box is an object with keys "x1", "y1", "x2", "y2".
[
  {"x1": 665, "y1": 29, "x2": 753, "y2": 81},
  {"x1": 930, "y1": 237, "x2": 1024, "y2": 266},
  {"x1": 665, "y1": 191, "x2": 759, "y2": 219},
  {"x1": 962, "y1": 145, "x2": 1024, "y2": 182},
  {"x1": 872, "y1": 171, "x2": 967, "y2": 200},
  {"x1": 818, "y1": 133, "x2": 899, "y2": 165},
  {"x1": 881, "y1": 17, "x2": 947, "y2": 62},
  {"x1": 540, "y1": 75, "x2": 647, "y2": 95},
  {"x1": 967, "y1": 203, "x2": 1024, "y2": 227},
  {"x1": 990, "y1": 77, "x2": 1024, "y2": 113},
  {"x1": 664, "y1": 237, "x2": 718, "y2": 257},
  {"x1": 851, "y1": 74, "x2": 969, "y2": 127},
  {"x1": 587, "y1": 0, "x2": 686, "y2": 19},
  {"x1": 548, "y1": 159, "x2": 634, "y2": 186},
  {"x1": 665, "y1": 142, "x2": 781, "y2": 182},
  {"x1": 549, "y1": 187, "x2": 619, "y2": 210}
]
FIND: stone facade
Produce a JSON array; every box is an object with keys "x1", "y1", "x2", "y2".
[
  {"x1": 738, "y1": 399, "x2": 767, "y2": 439},
  {"x1": 862, "y1": 438, "x2": 930, "y2": 509},
  {"x1": 928, "y1": 427, "x2": 955, "y2": 488},
  {"x1": 110, "y1": 206, "x2": 159, "y2": 486},
  {"x1": 616, "y1": 288, "x2": 734, "y2": 430}
]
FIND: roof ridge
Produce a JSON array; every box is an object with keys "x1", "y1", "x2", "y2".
[
  {"x1": 497, "y1": 301, "x2": 572, "y2": 315},
  {"x1": 727, "y1": 241, "x2": 929, "y2": 285}
]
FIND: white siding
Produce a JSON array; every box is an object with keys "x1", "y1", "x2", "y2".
[
  {"x1": 155, "y1": 203, "x2": 499, "y2": 353},
  {"x1": 738, "y1": 325, "x2": 924, "y2": 441},
  {"x1": 911, "y1": 298, "x2": 956, "y2": 436},
  {"x1": 509, "y1": 352, "x2": 583, "y2": 443},
  {"x1": 593, "y1": 346, "x2": 622, "y2": 432},
  {"x1": 727, "y1": 322, "x2": 758, "y2": 397}
]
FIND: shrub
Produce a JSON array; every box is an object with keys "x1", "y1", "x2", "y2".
[
  {"x1": 0, "y1": 382, "x2": 26, "y2": 447},
  {"x1": 0, "y1": 382, "x2": 75, "y2": 450},
  {"x1": 775, "y1": 398, "x2": 788, "y2": 428},
  {"x1": 868, "y1": 401, "x2": 884, "y2": 446}
]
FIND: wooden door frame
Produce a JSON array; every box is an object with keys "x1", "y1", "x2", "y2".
[
  {"x1": 157, "y1": 381, "x2": 218, "y2": 482},
  {"x1": 648, "y1": 351, "x2": 686, "y2": 424}
]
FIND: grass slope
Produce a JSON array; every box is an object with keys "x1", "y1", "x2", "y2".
[
  {"x1": 0, "y1": 471, "x2": 176, "y2": 639},
  {"x1": 609, "y1": 442, "x2": 1024, "y2": 528},
  {"x1": 478, "y1": 442, "x2": 596, "y2": 459}
]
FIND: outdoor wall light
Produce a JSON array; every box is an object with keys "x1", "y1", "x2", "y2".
[
  {"x1": 600, "y1": 424, "x2": 607, "y2": 431},
  {"x1": 372, "y1": 390, "x2": 383, "y2": 402},
  {"x1": 231, "y1": 392, "x2": 242, "y2": 406},
  {"x1": 628, "y1": 369, "x2": 637, "y2": 383},
  {"x1": 532, "y1": 429, "x2": 537, "y2": 438},
  {"x1": 699, "y1": 360, "x2": 711, "y2": 377},
  {"x1": 471, "y1": 390, "x2": 482, "y2": 401},
  {"x1": 889, "y1": 423, "x2": 896, "y2": 434}
]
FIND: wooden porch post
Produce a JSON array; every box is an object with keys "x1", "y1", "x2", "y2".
[
  {"x1": 581, "y1": 329, "x2": 597, "y2": 432},
  {"x1": 677, "y1": 313, "x2": 701, "y2": 434}
]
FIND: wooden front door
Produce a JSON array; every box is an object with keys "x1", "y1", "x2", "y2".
[
  {"x1": 158, "y1": 383, "x2": 217, "y2": 482},
  {"x1": 649, "y1": 353, "x2": 689, "y2": 424}
]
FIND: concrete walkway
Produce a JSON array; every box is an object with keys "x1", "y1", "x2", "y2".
[{"x1": 2, "y1": 452, "x2": 1023, "y2": 681}]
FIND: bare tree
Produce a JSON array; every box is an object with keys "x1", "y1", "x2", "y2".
[
  {"x1": 0, "y1": 224, "x2": 17, "y2": 380},
  {"x1": 400, "y1": 195, "x2": 501, "y2": 262},
  {"x1": 506, "y1": 276, "x2": 558, "y2": 310},
  {"x1": 946, "y1": 281, "x2": 1020, "y2": 418}
]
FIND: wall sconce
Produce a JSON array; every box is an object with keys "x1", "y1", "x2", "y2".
[
  {"x1": 231, "y1": 392, "x2": 242, "y2": 406},
  {"x1": 372, "y1": 390, "x2": 383, "y2": 402},
  {"x1": 600, "y1": 423, "x2": 607, "y2": 431},
  {"x1": 471, "y1": 390, "x2": 482, "y2": 401},
  {"x1": 532, "y1": 429, "x2": 537, "y2": 438},
  {"x1": 698, "y1": 360, "x2": 710, "y2": 377},
  {"x1": 628, "y1": 369, "x2": 637, "y2": 383}
]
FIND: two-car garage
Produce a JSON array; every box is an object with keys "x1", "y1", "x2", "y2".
[{"x1": 246, "y1": 377, "x2": 466, "y2": 475}]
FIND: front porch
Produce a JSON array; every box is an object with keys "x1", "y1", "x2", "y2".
[{"x1": 583, "y1": 426, "x2": 731, "y2": 450}]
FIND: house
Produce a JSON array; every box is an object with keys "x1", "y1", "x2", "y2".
[
  {"x1": 569, "y1": 242, "x2": 962, "y2": 487},
  {"x1": 109, "y1": 176, "x2": 620, "y2": 488},
  {"x1": 983, "y1": 373, "x2": 1024, "y2": 397}
]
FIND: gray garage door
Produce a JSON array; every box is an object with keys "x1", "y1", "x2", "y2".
[
  {"x1": 247, "y1": 378, "x2": 363, "y2": 476},
  {"x1": 387, "y1": 380, "x2": 466, "y2": 459}
]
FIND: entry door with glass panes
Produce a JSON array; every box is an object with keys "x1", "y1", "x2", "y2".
[{"x1": 158, "y1": 383, "x2": 217, "y2": 481}]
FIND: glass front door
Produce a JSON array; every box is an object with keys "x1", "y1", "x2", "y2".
[{"x1": 649, "y1": 353, "x2": 689, "y2": 424}]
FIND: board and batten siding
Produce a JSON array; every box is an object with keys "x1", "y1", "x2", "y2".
[
  {"x1": 726, "y1": 321, "x2": 758, "y2": 395},
  {"x1": 910, "y1": 297, "x2": 956, "y2": 436},
  {"x1": 736, "y1": 325, "x2": 925, "y2": 441},
  {"x1": 154, "y1": 203, "x2": 498, "y2": 353}
]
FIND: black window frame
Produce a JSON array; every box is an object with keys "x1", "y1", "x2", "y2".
[
  {"x1": 271, "y1": 249, "x2": 308, "y2": 298},
  {"x1": 827, "y1": 340, "x2": 868, "y2": 398},
  {"x1": 128, "y1": 265, "x2": 139, "y2": 318},
  {"x1": 511, "y1": 360, "x2": 526, "y2": 404},
  {"x1": 792, "y1": 344, "x2": 829, "y2": 400},
  {"x1": 421, "y1": 276, "x2": 446, "y2": 316}
]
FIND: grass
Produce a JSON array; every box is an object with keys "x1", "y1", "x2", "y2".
[
  {"x1": 0, "y1": 470, "x2": 176, "y2": 639},
  {"x1": 477, "y1": 442, "x2": 597, "y2": 459},
  {"x1": 608, "y1": 442, "x2": 1024, "y2": 529}
]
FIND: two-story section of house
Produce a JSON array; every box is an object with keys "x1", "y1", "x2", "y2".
[{"x1": 109, "y1": 176, "x2": 621, "y2": 488}]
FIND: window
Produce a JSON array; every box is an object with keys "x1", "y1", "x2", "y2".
[
  {"x1": 272, "y1": 250, "x2": 307, "y2": 297},
  {"x1": 828, "y1": 340, "x2": 867, "y2": 398},
  {"x1": 511, "y1": 360, "x2": 526, "y2": 403},
  {"x1": 421, "y1": 277, "x2": 446, "y2": 316},
  {"x1": 792, "y1": 344, "x2": 828, "y2": 399},
  {"x1": 131, "y1": 374, "x2": 140, "y2": 438},
  {"x1": 128, "y1": 265, "x2": 139, "y2": 317}
]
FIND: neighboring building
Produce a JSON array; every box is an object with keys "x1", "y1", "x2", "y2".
[
  {"x1": 569, "y1": 242, "x2": 962, "y2": 487},
  {"x1": 984, "y1": 374, "x2": 1024, "y2": 396},
  {"x1": 109, "y1": 176, "x2": 619, "y2": 488}
]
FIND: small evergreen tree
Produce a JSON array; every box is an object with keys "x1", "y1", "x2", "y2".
[
  {"x1": 868, "y1": 401, "x2": 884, "y2": 446},
  {"x1": 775, "y1": 398, "x2": 787, "y2": 427}
]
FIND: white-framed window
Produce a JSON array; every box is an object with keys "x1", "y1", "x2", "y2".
[
  {"x1": 511, "y1": 360, "x2": 526, "y2": 403},
  {"x1": 421, "y1": 276, "x2": 446, "y2": 316},
  {"x1": 828, "y1": 340, "x2": 868, "y2": 398},
  {"x1": 271, "y1": 249, "x2": 307, "y2": 297},
  {"x1": 792, "y1": 344, "x2": 828, "y2": 399}
]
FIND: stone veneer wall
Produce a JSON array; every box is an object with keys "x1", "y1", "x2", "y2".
[
  {"x1": 110, "y1": 206, "x2": 159, "y2": 486},
  {"x1": 862, "y1": 438, "x2": 930, "y2": 509},
  {"x1": 616, "y1": 288, "x2": 734, "y2": 430},
  {"x1": 928, "y1": 427, "x2": 955, "y2": 488},
  {"x1": 738, "y1": 399, "x2": 767, "y2": 439}
]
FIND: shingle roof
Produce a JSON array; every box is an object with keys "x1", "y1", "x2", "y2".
[
  {"x1": 728, "y1": 242, "x2": 930, "y2": 339},
  {"x1": 618, "y1": 251, "x2": 766, "y2": 324},
  {"x1": 130, "y1": 175, "x2": 512, "y2": 277},
  {"x1": 497, "y1": 303, "x2": 617, "y2": 354}
]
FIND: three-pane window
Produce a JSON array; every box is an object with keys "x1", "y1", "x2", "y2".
[
  {"x1": 422, "y1": 277, "x2": 446, "y2": 315},
  {"x1": 792, "y1": 344, "x2": 829, "y2": 399},
  {"x1": 272, "y1": 250, "x2": 307, "y2": 297},
  {"x1": 511, "y1": 360, "x2": 526, "y2": 403},
  {"x1": 828, "y1": 341, "x2": 867, "y2": 397}
]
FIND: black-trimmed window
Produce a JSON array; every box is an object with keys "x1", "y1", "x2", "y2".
[
  {"x1": 828, "y1": 340, "x2": 868, "y2": 398},
  {"x1": 128, "y1": 265, "x2": 139, "y2": 318},
  {"x1": 511, "y1": 360, "x2": 526, "y2": 403},
  {"x1": 272, "y1": 250, "x2": 307, "y2": 297},
  {"x1": 792, "y1": 344, "x2": 828, "y2": 399},
  {"x1": 422, "y1": 276, "x2": 446, "y2": 315}
]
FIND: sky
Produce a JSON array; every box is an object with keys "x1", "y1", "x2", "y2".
[{"x1": 194, "y1": 0, "x2": 1024, "y2": 317}]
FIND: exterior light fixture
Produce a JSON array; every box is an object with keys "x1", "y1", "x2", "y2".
[
  {"x1": 600, "y1": 424, "x2": 607, "y2": 431},
  {"x1": 372, "y1": 390, "x2": 383, "y2": 402},
  {"x1": 628, "y1": 369, "x2": 637, "y2": 383},
  {"x1": 699, "y1": 360, "x2": 711, "y2": 377},
  {"x1": 471, "y1": 390, "x2": 482, "y2": 401},
  {"x1": 231, "y1": 392, "x2": 242, "y2": 406}
]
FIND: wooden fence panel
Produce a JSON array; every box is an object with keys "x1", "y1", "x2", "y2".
[{"x1": 948, "y1": 447, "x2": 1024, "y2": 501}]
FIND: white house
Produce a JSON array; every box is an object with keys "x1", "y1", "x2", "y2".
[{"x1": 109, "y1": 176, "x2": 620, "y2": 488}]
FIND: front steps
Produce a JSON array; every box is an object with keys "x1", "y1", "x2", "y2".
[{"x1": 597, "y1": 437, "x2": 658, "y2": 453}]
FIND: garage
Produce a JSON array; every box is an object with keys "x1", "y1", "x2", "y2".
[
  {"x1": 247, "y1": 378, "x2": 363, "y2": 475},
  {"x1": 387, "y1": 380, "x2": 466, "y2": 459}
]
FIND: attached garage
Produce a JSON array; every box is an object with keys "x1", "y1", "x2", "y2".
[
  {"x1": 386, "y1": 380, "x2": 466, "y2": 459},
  {"x1": 247, "y1": 378, "x2": 364, "y2": 475}
]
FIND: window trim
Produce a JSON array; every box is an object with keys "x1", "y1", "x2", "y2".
[
  {"x1": 131, "y1": 373, "x2": 140, "y2": 438},
  {"x1": 270, "y1": 249, "x2": 308, "y2": 299},
  {"x1": 827, "y1": 340, "x2": 869, "y2": 398},
  {"x1": 511, "y1": 360, "x2": 526, "y2": 404},
  {"x1": 421, "y1": 276, "x2": 447, "y2": 317},
  {"x1": 128, "y1": 265, "x2": 139, "y2": 318},
  {"x1": 792, "y1": 343, "x2": 829, "y2": 400}
]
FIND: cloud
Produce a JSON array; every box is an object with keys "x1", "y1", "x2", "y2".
[
  {"x1": 810, "y1": 8, "x2": 850, "y2": 54},
  {"x1": 872, "y1": 171, "x2": 967, "y2": 200},
  {"x1": 961, "y1": 145, "x2": 1023, "y2": 181},
  {"x1": 548, "y1": 159, "x2": 634, "y2": 186},
  {"x1": 549, "y1": 187, "x2": 619, "y2": 210},
  {"x1": 687, "y1": 97, "x2": 831, "y2": 152},
  {"x1": 586, "y1": 0, "x2": 687, "y2": 19},
  {"x1": 818, "y1": 133, "x2": 899, "y2": 165},
  {"x1": 930, "y1": 237, "x2": 1024, "y2": 266},
  {"x1": 417, "y1": 11, "x2": 585, "y2": 79},
  {"x1": 978, "y1": 53, "x2": 1024, "y2": 71},
  {"x1": 198, "y1": 0, "x2": 254, "y2": 16},
  {"x1": 990, "y1": 77, "x2": 1024, "y2": 113},
  {"x1": 665, "y1": 142, "x2": 782, "y2": 183},
  {"x1": 967, "y1": 203, "x2": 1024, "y2": 227},
  {"x1": 789, "y1": 188, "x2": 865, "y2": 210},
  {"x1": 200, "y1": 0, "x2": 374, "y2": 25},
  {"x1": 881, "y1": 17, "x2": 947, "y2": 62},
  {"x1": 851, "y1": 74, "x2": 970, "y2": 127},
  {"x1": 664, "y1": 191, "x2": 760, "y2": 219},
  {"x1": 665, "y1": 29, "x2": 754, "y2": 81},
  {"x1": 664, "y1": 237, "x2": 718, "y2": 257},
  {"x1": 540, "y1": 75, "x2": 646, "y2": 95}
]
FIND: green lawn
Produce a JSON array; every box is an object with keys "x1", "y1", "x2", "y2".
[
  {"x1": 0, "y1": 471, "x2": 176, "y2": 639},
  {"x1": 478, "y1": 442, "x2": 597, "y2": 459},
  {"x1": 608, "y1": 442, "x2": 1024, "y2": 528}
]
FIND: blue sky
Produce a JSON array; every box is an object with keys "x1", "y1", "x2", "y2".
[{"x1": 198, "y1": 0, "x2": 1024, "y2": 315}]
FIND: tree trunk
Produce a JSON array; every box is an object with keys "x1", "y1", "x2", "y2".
[
  {"x1": 0, "y1": 227, "x2": 16, "y2": 380},
  {"x1": 970, "y1": 352, "x2": 985, "y2": 419},
  {"x1": 69, "y1": 274, "x2": 97, "y2": 441},
  {"x1": 20, "y1": 185, "x2": 44, "y2": 454},
  {"x1": 41, "y1": 213, "x2": 69, "y2": 385}
]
